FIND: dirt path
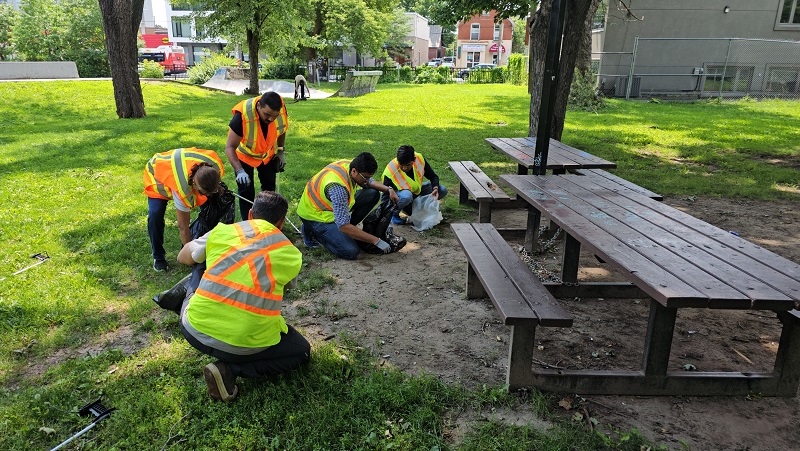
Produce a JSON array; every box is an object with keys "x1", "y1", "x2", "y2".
[{"x1": 289, "y1": 196, "x2": 800, "y2": 450}]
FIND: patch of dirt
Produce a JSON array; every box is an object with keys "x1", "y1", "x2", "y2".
[{"x1": 289, "y1": 196, "x2": 800, "y2": 451}]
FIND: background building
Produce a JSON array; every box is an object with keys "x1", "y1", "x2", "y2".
[{"x1": 455, "y1": 11, "x2": 513, "y2": 68}]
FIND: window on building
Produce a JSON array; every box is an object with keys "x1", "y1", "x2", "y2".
[
  {"x1": 704, "y1": 65, "x2": 754, "y2": 92},
  {"x1": 470, "y1": 23, "x2": 480, "y2": 40},
  {"x1": 777, "y1": 0, "x2": 800, "y2": 28},
  {"x1": 766, "y1": 67, "x2": 800, "y2": 93},
  {"x1": 172, "y1": 18, "x2": 191, "y2": 38},
  {"x1": 466, "y1": 51, "x2": 480, "y2": 68},
  {"x1": 494, "y1": 24, "x2": 500, "y2": 40}
]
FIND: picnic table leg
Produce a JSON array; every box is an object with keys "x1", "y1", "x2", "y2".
[
  {"x1": 458, "y1": 182, "x2": 469, "y2": 205},
  {"x1": 525, "y1": 206, "x2": 542, "y2": 253},
  {"x1": 478, "y1": 201, "x2": 492, "y2": 223},
  {"x1": 562, "y1": 233, "x2": 580, "y2": 284},
  {"x1": 641, "y1": 300, "x2": 677, "y2": 377},
  {"x1": 507, "y1": 323, "x2": 536, "y2": 391},
  {"x1": 517, "y1": 164, "x2": 528, "y2": 175},
  {"x1": 773, "y1": 311, "x2": 800, "y2": 396},
  {"x1": 466, "y1": 264, "x2": 487, "y2": 299}
]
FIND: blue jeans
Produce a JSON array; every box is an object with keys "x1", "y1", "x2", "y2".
[
  {"x1": 300, "y1": 188, "x2": 380, "y2": 260},
  {"x1": 383, "y1": 182, "x2": 448, "y2": 215},
  {"x1": 147, "y1": 197, "x2": 169, "y2": 261}
]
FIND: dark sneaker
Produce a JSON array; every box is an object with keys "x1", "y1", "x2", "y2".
[
  {"x1": 203, "y1": 361, "x2": 238, "y2": 402},
  {"x1": 153, "y1": 259, "x2": 168, "y2": 272}
]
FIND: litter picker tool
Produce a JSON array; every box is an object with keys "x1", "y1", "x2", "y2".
[
  {"x1": 0, "y1": 252, "x2": 50, "y2": 282},
  {"x1": 51, "y1": 399, "x2": 116, "y2": 451},
  {"x1": 230, "y1": 191, "x2": 302, "y2": 235}
]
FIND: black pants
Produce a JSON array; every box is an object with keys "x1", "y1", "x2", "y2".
[
  {"x1": 295, "y1": 81, "x2": 308, "y2": 101},
  {"x1": 237, "y1": 157, "x2": 280, "y2": 221}
]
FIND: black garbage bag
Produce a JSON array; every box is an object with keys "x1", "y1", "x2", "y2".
[
  {"x1": 359, "y1": 203, "x2": 407, "y2": 254},
  {"x1": 190, "y1": 182, "x2": 236, "y2": 239}
]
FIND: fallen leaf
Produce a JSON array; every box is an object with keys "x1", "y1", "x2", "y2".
[
  {"x1": 559, "y1": 398, "x2": 573, "y2": 410},
  {"x1": 39, "y1": 427, "x2": 56, "y2": 435}
]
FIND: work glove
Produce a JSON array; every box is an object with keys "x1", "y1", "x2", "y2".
[
  {"x1": 374, "y1": 238, "x2": 391, "y2": 254},
  {"x1": 275, "y1": 148, "x2": 286, "y2": 172},
  {"x1": 235, "y1": 168, "x2": 250, "y2": 186}
]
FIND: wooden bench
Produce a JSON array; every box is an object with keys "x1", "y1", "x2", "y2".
[
  {"x1": 449, "y1": 161, "x2": 511, "y2": 222},
  {"x1": 570, "y1": 169, "x2": 663, "y2": 201},
  {"x1": 451, "y1": 222, "x2": 573, "y2": 390}
]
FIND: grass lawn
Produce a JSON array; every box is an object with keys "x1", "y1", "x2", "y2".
[{"x1": 0, "y1": 80, "x2": 797, "y2": 449}]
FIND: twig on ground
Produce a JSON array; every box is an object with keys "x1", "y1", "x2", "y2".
[
  {"x1": 533, "y1": 358, "x2": 565, "y2": 370},
  {"x1": 161, "y1": 412, "x2": 192, "y2": 450}
]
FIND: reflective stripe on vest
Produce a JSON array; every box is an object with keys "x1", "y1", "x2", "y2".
[
  {"x1": 143, "y1": 147, "x2": 224, "y2": 208},
  {"x1": 382, "y1": 154, "x2": 425, "y2": 194},
  {"x1": 182, "y1": 220, "x2": 301, "y2": 354},
  {"x1": 233, "y1": 97, "x2": 288, "y2": 167},
  {"x1": 296, "y1": 160, "x2": 355, "y2": 223}
]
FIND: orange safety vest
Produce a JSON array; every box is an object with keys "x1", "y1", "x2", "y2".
[
  {"x1": 182, "y1": 219, "x2": 302, "y2": 352},
  {"x1": 232, "y1": 96, "x2": 289, "y2": 167},
  {"x1": 142, "y1": 147, "x2": 224, "y2": 209},
  {"x1": 382, "y1": 153, "x2": 426, "y2": 195}
]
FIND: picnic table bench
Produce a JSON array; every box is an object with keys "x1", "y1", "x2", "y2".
[
  {"x1": 452, "y1": 223, "x2": 573, "y2": 388},
  {"x1": 495, "y1": 173, "x2": 800, "y2": 396},
  {"x1": 448, "y1": 161, "x2": 512, "y2": 222},
  {"x1": 486, "y1": 137, "x2": 616, "y2": 174}
]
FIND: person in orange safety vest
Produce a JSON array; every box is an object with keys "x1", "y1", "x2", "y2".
[
  {"x1": 225, "y1": 91, "x2": 288, "y2": 221},
  {"x1": 143, "y1": 147, "x2": 224, "y2": 272}
]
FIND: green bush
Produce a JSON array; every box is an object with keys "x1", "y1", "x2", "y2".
[
  {"x1": 379, "y1": 62, "x2": 399, "y2": 83},
  {"x1": 399, "y1": 66, "x2": 413, "y2": 83},
  {"x1": 506, "y1": 53, "x2": 527, "y2": 85},
  {"x1": 413, "y1": 66, "x2": 450, "y2": 84},
  {"x1": 67, "y1": 49, "x2": 111, "y2": 78},
  {"x1": 139, "y1": 59, "x2": 164, "y2": 79},
  {"x1": 259, "y1": 61, "x2": 305, "y2": 80},
  {"x1": 187, "y1": 53, "x2": 237, "y2": 85},
  {"x1": 568, "y1": 68, "x2": 605, "y2": 112},
  {"x1": 489, "y1": 67, "x2": 505, "y2": 83}
]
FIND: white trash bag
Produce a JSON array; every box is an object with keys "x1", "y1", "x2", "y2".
[{"x1": 407, "y1": 194, "x2": 442, "y2": 231}]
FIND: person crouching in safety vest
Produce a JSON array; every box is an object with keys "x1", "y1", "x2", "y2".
[
  {"x1": 165, "y1": 191, "x2": 309, "y2": 402},
  {"x1": 296, "y1": 152, "x2": 400, "y2": 259},
  {"x1": 143, "y1": 147, "x2": 224, "y2": 272},
  {"x1": 381, "y1": 145, "x2": 448, "y2": 225},
  {"x1": 225, "y1": 91, "x2": 288, "y2": 222}
]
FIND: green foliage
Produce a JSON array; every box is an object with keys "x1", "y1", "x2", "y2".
[
  {"x1": 259, "y1": 60, "x2": 305, "y2": 80},
  {"x1": 567, "y1": 68, "x2": 605, "y2": 112},
  {"x1": 0, "y1": 3, "x2": 17, "y2": 61},
  {"x1": 139, "y1": 59, "x2": 165, "y2": 79},
  {"x1": 187, "y1": 52, "x2": 237, "y2": 85},
  {"x1": 413, "y1": 66, "x2": 447, "y2": 84},
  {"x1": 506, "y1": 53, "x2": 527, "y2": 86},
  {"x1": 66, "y1": 49, "x2": 111, "y2": 77},
  {"x1": 14, "y1": 0, "x2": 63, "y2": 61},
  {"x1": 399, "y1": 65, "x2": 413, "y2": 82}
]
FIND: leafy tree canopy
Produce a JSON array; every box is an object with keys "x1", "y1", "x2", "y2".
[{"x1": 0, "y1": 3, "x2": 17, "y2": 61}]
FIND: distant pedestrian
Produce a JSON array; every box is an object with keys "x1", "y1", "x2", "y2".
[{"x1": 294, "y1": 74, "x2": 309, "y2": 102}]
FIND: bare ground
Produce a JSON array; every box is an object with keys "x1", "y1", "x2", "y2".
[{"x1": 289, "y1": 196, "x2": 800, "y2": 451}]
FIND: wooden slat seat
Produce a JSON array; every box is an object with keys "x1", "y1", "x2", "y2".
[
  {"x1": 449, "y1": 161, "x2": 511, "y2": 222},
  {"x1": 452, "y1": 222, "x2": 572, "y2": 389}
]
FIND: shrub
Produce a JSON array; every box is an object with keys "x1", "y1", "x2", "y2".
[
  {"x1": 399, "y1": 66, "x2": 413, "y2": 83},
  {"x1": 259, "y1": 61, "x2": 305, "y2": 80},
  {"x1": 506, "y1": 53, "x2": 527, "y2": 85},
  {"x1": 567, "y1": 68, "x2": 605, "y2": 112},
  {"x1": 187, "y1": 53, "x2": 237, "y2": 85},
  {"x1": 139, "y1": 59, "x2": 164, "y2": 79},
  {"x1": 379, "y1": 62, "x2": 398, "y2": 83},
  {"x1": 489, "y1": 67, "x2": 505, "y2": 83},
  {"x1": 67, "y1": 49, "x2": 111, "y2": 78},
  {"x1": 413, "y1": 66, "x2": 445, "y2": 84}
]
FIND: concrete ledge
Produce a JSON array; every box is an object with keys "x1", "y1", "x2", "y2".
[{"x1": 0, "y1": 62, "x2": 80, "y2": 80}]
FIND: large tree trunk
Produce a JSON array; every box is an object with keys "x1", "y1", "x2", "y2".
[
  {"x1": 575, "y1": 0, "x2": 602, "y2": 74},
  {"x1": 551, "y1": 0, "x2": 595, "y2": 139},
  {"x1": 246, "y1": 28, "x2": 260, "y2": 95},
  {"x1": 305, "y1": 13, "x2": 324, "y2": 83},
  {"x1": 98, "y1": 0, "x2": 145, "y2": 119},
  {"x1": 528, "y1": 0, "x2": 595, "y2": 139}
]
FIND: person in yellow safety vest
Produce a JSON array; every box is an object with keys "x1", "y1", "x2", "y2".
[
  {"x1": 143, "y1": 147, "x2": 224, "y2": 272},
  {"x1": 225, "y1": 91, "x2": 289, "y2": 222},
  {"x1": 167, "y1": 191, "x2": 308, "y2": 402},
  {"x1": 381, "y1": 145, "x2": 448, "y2": 225},
  {"x1": 296, "y1": 152, "x2": 400, "y2": 259}
]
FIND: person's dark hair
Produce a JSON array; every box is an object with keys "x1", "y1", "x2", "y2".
[
  {"x1": 251, "y1": 191, "x2": 288, "y2": 226},
  {"x1": 350, "y1": 152, "x2": 378, "y2": 174},
  {"x1": 397, "y1": 145, "x2": 416, "y2": 165},
  {"x1": 189, "y1": 163, "x2": 221, "y2": 195},
  {"x1": 259, "y1": 91, "x2": 283, "y2": 112}
]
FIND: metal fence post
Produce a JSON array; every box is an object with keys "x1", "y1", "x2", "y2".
[
  {"x1": 626, "y1": 36, "x2": 639, "y2": 100},
  {"x1": 719, "y1": 38, "x2": 732, "y2": 98}
]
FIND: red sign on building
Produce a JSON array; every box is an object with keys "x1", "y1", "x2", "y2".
[{"x1": 489, "y1": 43, "x2": 506, "y2": 53}]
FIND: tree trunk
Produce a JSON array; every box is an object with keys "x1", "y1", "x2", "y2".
[
  {"x1": 246, "y1": 28, "x2": 260, "y2": 95},
  {"x1": 528, "y1": 0, "x2": 551, "y2": 137},
  {"x1": 98, "y1": 0, "x2": 146, "y2": 119},
  {"x1": 305, "y1": 13, "x2": 324, "y2": 83},
  {"x1": 551, "y1": 0, "x2": 594, "y2": 139},
  {"x1": 576, "y1": 0, "x2": 601, "y2": 74}
]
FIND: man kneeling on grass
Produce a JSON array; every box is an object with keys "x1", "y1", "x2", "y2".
[{"x1": 154, "y1": 191, "x2": 309, "y2": 402}]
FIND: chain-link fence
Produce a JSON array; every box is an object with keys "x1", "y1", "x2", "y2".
[{"x1": 596, "y1": 37, "x2": 800, "y2": 100}]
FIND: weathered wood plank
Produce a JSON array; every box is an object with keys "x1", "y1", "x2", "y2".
[
  {"x1": 448, "y1": 161, "x2": 492, "y2": 201},
  {"x1": 570, "y1": 168, "x2": 663, "y2": 200}
]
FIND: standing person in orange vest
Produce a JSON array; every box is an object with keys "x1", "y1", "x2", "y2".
[
  {"x1": 225, "y1": 91, "x2": 288, "y2": 221},
  {"x1": 156, "y1": 191, "x2": 308, "y2": 402},
  {"x1": 143, "y1": 147, "x2": 225, "y2": 272}
]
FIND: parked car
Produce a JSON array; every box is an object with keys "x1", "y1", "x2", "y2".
[
  {"x1": 442, "y1": 56, "x2": 455, "y2": 64},
  {"x1": 458, "y1": 63, "x2": 497, "y2": 79},
  {"x1": 440, "y1": 61, "x2": 455, "y2": 71},
  {"x1": 426, "y1": 58, "x2": 442, "y2": 67}
]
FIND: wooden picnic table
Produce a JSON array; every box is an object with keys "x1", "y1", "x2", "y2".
[
  {"x1": 486, "y1": 137, "x2": 616, "y2": 174},
  {"x1": 498, "y1": 173, "x2": 800, "y2": 396}
]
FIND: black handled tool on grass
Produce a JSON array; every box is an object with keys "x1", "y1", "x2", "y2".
[{"x1": 51, "y1": 399, "x2": 116, "y2": 451}]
